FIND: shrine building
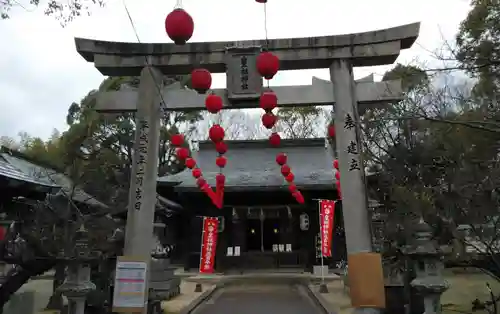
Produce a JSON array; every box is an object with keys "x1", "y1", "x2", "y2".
[{"x1": 157, "y1": 138, "x2": 348, "y2": 272}]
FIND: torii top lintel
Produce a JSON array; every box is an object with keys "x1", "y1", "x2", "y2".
[{"x1": 75, "y1": 22, "x2": 420, "y2": 76}]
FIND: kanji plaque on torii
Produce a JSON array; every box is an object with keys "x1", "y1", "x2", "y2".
[{"x1": 75, "y1": 20, "x2": 419, "y2": 313}]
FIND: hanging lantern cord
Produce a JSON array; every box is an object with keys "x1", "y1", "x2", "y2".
[
  {"x1": 263, "y1": 3, "x2": 269, "y2": 49},
  {"x1": 262, "y1": 3, "x2": 270, "y2": 88},
  {"x1": 217, "y1": 109, "x2": 223, "y2": 175}
]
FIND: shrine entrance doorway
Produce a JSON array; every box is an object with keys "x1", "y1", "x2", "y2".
[
  {"x1": 246, "y1": 218, "x2": 261, "y2": 251},
  {"x1": 245, "y1": 217, "x2": 281, "y2": 252},
  {"x1": 227, "y1": 207, "x2": 305, "y2": 271},
  {"x1": 263, "y1": 218, "x2": 281, "y2": 252}
]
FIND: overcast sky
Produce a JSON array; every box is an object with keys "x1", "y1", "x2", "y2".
[{"x1": 0, "y1": 0, "x2": 471, "y2": 140}]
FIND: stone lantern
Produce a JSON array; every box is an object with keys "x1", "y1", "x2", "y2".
[
  {"x1": 57, "y1": 225, "x2": 96, "y2": 314},
  {"x1": 404, "y1": 218, "x2": 449, "y2": 314}
]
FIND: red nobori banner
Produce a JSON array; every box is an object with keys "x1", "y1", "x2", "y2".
[
  {"x1": 319, "y1": 200, "x2": 335, "y2": 257},
  {"x1": 199, "y1": 217, "x2": 219, "y2": 274}
]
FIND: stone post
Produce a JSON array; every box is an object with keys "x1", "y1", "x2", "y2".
[
  {"x1": 123, "y1": 66, "x2": 163, "y2": 313},
  {"x1": 404, "y1": 218, "x2": 449, "y2": 314},
  {"x1": 330, "y1": 59, "x2": 373, "y2": 257},
  {"x1": 330, "y1": 59, "x2": 383, "y2": 313}
]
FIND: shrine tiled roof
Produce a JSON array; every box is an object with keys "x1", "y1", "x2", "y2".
[
  {"x1": 158, "y1": 138, "x2": 336, "y2": 191},
  {"x1": 0, "y1": 157, "x2": 59, "y2": 188},
  {"x1": 0, "y1": 152, "x2": 107, "y2": 208}
]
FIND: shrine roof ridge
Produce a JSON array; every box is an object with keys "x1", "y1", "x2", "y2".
[
  {"x1": 75, "y1": 22, "x2": 420, "y2": 76},
  {"x1": 196, "y1": 138, "x2": 326, "y2": 150}
]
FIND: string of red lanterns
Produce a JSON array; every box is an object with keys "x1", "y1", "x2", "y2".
[
  {"x1": 199, "y1": 68, "x2": 227, "y2": 209},
  {"x1": 165, "y1": 1, "x2": 304, "y2": 205},
  {"x1": 255, "y1": 0, "x2": 304, "y2": 204},
  {"x1": 171, "y1": 134, "x2": 220, "y2": 206},
  {"x1": 207, "y1": 102, "x2": 227, "y2": 209},
  {"x1": 165, "y1": 5, "x2": 219, "y2": 208},
  {"x1": 165, "y1": 2, "x2": 227, "y2": 208}
]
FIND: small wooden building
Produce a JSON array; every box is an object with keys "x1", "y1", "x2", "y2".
[{"x1": 157, "y1": 138, "x2": 346, "y2": 272}]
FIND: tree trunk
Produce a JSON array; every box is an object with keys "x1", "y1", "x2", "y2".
[{"x1": 0, "y1": 259, "x2": 56, "y2": 309}]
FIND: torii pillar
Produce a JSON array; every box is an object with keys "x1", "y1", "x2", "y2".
[{"x1": 75, "y1": 22, "x2": 420, "y2": 313}]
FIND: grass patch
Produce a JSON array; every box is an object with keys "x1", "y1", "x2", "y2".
[{"x1": 442, "y1": 269, "x2": 500, "y2": 314}]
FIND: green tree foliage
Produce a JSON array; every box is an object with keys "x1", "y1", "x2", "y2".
[
  {"x1": 365, "y1": 63, "x2": 500, "y2": 253},
  {"x1": 0, "y1": 0, "x2": 105, "y2": 24},
  {"x1": 456, "y1": 0, "x2": 500, "y2": 98},
  {"x1": 19, "y1": 129, "x2": 64, "y2": 168},
  {"x1": 277, "y1": 106, "x2": 325, "y2": 139},
  {"x1": 3, "y1": 75, "x2": 201, "y2": 209},
  {"x1": 61, "y1": 75, "x2": 201, "y2": 207}
]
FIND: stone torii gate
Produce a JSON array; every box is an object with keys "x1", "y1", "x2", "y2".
[{"x1": 75, "y1": 22, "x2": 419, "y2": 313}]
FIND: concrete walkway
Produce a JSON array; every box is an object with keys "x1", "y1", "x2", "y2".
[
  {"x1": 162, "y1": 281, "x2": 214, "y2": 314},
  {"x1": 310, "y1": 280, "x2": 354, "y2": 314},
  {"x1": 190, "y1": 284, "x2": 325, "y2": 314},
  {"x1": 163, "y1": 271, "x2": 347, "y2": 314}
]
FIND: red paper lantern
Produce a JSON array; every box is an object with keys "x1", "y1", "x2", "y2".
[
  {"x1": 281, "y1": 164, "x2": 291, "y2": 176},
  {"x1": 176, "y1": 147, "x2": 189, "y2": 160},
  {"x1": 276, "y1": 153, "x2": 287, "y2": 166},
  {"x1": 192, "y1": 168, "x2": 202, "y2": 178},
  {"x1": 333, "y1": 159, "x2": 339, "y2": 170},
  {"x1": 165, "y1": 9, "x2": 194, "y2": 45},
  {"x1": 0, "y1": 226, "x2": 5, "y2": 241},
  {"x1": 335, "y1": 171, "x2": 340, "y2": 180},
  {"x1": 256, "y1": 0, "x2": 267, "y2": 3},
  {"x1": 191, "y1": 69, "x2": 212, "y2": 94},
  {"x1": 262, "y1": 112, "x2": 277, "y2": 129},
  {"x1": 328, "y1": 124, "x2": 336, "y2": 138},
  {"x1": 256, "y1": 52, "x2": 279, "y2": 80},
  {"x1": 185, "y1": 158, "x2": 196, "y2": 169},
  {"x1": 209, "y1": 124, "x2": 225, "y2": 143},
  {"x1": 215, "y1": 141, "x2": 228, "y2": 154},
  {"x1": 260, "y1": 91, "x2": 278, "y2": 111},
  {"x1": 285, "y1": 172, "x2": 294, "y2": 182},
  {"x1": 216, "y1": 156, "x2": 227, "y2": 168},
  {"x1": 197, "y1": 177, "x2": 207, "y2": 188},
  {"x1": 289, "y1": 183, "x2": 297, "y2": 192},
  {"x1": 216, "y1": 173, "x2": 226, "y2": 185},
  {"x1": 205, "y1": 94, "x2": 223, "y2": 113},
  {"x1": 171, "y1": 134, "x2": 184, "y2": 146},
  {"x1": 269, "y1": 132, "x2": 281, "y2": 147}
]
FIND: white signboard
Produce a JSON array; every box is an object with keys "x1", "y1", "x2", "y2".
[
  {"x1": 112, "y1": 257, "x2": 147, "y2": 311},
  {"x1": 234, "y1": 246, "x2": 240, "y2": 256},
  {"x1": 286, "y1": 244, "x2": 292, "y2": 252},
  {"x1": 227, "y1": 247, "x2": 233, "y2": 256}
]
